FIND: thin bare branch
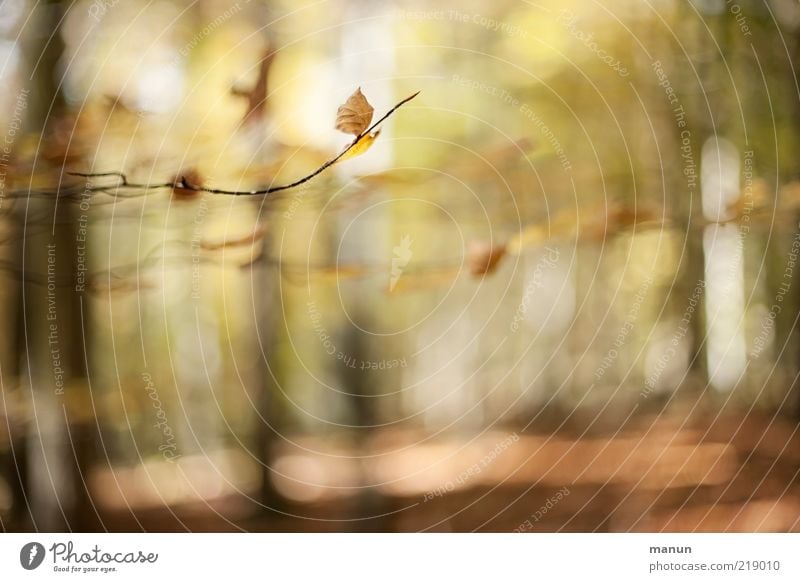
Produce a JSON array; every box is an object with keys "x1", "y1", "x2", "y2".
[{"x1": 68, "y1": 90, "x2": 421, "y2": 197}]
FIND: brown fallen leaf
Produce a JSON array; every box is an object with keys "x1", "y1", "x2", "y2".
[
  {"x1": 87, "y1": 276, "x2": 155, "y2": 296},
  {"x1": 279, "y1": 263, "x2": 367, "y2": 285},
  {"x1": 171, "y1": 169, "x2": 203, "y2": 200},
  {"x1": 468, "y1": 241, "x2": 507, "y2": 277},
  {"x1": 201, "y1": 224, "x2": 266, "y2": 250},
  {"x1": 383, "y1": 267, "x2": 460, "y2": 293},
  {"x1": 231, "y1": 50, "x2": 274, "y2": 126},
  {"x1": 335, "y1": 87, "x2": 374, "y2": 135}
]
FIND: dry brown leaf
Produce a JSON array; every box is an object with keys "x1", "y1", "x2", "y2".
[
  {"x1": 467, "y1": 241, "x2": 507, "y2": 277},
  {"x1": 201, "y1": 225, "x2": 266, "y2": 251},
  {"x1": 171, "y1": 168, "x2": 203, "y2": 200},
  {"x1": 231, "y1": 50, "x2": 274, "y2": 125},
  {"x1": 335, "y1": 88, "x2": 374, "y2": 135}
]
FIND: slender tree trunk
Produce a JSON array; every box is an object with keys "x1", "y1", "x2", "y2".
[{"x1": 21, "y1": 0, "x2": 95, "y2": 531}]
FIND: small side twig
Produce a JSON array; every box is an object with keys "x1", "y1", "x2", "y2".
[{"x1": 67, "y1": 170, "x2": 172, "y2": 190}]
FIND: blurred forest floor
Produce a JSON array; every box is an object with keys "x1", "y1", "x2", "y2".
[{"x1": 74, "y1": 409, "x2": 800, "y2": 533}]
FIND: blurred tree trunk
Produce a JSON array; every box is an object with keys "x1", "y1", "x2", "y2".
[
  {"x1": 341, "y1": 310, "x2": 390, "y2": 531},
  {"x1": 673, "y1": 1, "x2": 708, "y2": 388},
  {"x1": 21, "y1": 0, "x2": 95, "y2": 531},
  {"x1": 790, "y1": 30, "x2": 800, "y2": 419},
  {"x1": 256, "y1": 251, "x2": 285, "y2": 515}
]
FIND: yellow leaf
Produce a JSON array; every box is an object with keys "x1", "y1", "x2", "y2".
[
  {"x1": 335, "y1": 87, "x2": 374, "y2": 135},
  {"x1": 339, "y1": 130, "x2": 381, "y2": 161}
]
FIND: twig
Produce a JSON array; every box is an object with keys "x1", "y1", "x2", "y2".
[
  {"x1": 69, "y1": 91, "x2": 421, "y2": 197},
  {"x1": 67, "y1": 170, "x2": 174, "y2": 192}
]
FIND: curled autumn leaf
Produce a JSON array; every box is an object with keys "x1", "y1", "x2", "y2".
[{"x1": 335, "y1": 87, "x2": 374, "y2": 136}]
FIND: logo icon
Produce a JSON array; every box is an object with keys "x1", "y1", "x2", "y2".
[
  {"x1": 20, "y1": 542, "x2": 45, "y2": 570},
  {"x1": 390, "y1": 234, "x2": 413, "y2": 292}
]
